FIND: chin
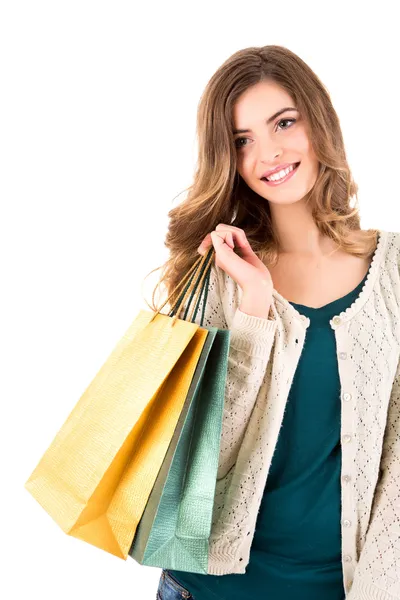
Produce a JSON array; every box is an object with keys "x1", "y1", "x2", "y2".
[{"x1": 267, "y1": 196, "x2": 305, "y2": 205}]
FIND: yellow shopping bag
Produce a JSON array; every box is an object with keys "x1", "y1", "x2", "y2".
[{"x1": 25, "y1": 249, "x2": 215, "y2": 560}]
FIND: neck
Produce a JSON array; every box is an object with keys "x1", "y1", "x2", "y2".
[{"x1": 269, "y1": 198, "x2": 339, "y2": 258}]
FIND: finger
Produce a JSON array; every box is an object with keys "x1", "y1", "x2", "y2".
[
  {"x1": 213, "y1": 231, "x2": 235, "y2": 249},
  {"x1": 215, "y1": 225, "x2": 251, "y2": 252},
  {"x1": 210, "y1": 232, "x2": 254, "y2": 284},
  {"x1": 211, "y1": 231, "x2": 233, "y2": 250},
  {"x1": 216, "y1": 224, "x2": 242, "y2": 231},
  {"x1": 214, "y1": 226, "x2": 263, "y2": 270},
  {"x1": 215, "y1": 224, "x2": 246, "y2": 236},
  {"x1": 197, "y1": 233, "x2": 212, "y2": 255}
]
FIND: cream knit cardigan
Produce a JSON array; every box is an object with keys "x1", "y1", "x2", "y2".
[{"x1": 181, "y1": 229, "x2": 400, "y2": 599}]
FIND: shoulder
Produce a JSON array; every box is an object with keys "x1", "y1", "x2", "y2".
[
  {"x1": 386, "y1": 230, "x2": 400, "y2": 250},
  {"x1": 353, "y1": 229, "x2": 400, "y2": 267},
  {"x1": 210, "y1": 262, "x2": 242, "y2": 326},
  {"x1": 380, "y1": 230, "x2": 400, "y2": 267}
]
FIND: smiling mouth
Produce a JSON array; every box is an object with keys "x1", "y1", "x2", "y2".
[{"x1": 261, "y1": 162, "x2": 300, "y2": 182}]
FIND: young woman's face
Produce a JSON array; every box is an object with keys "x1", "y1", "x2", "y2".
[{"x1": 232, "y1": 80, "x2": 319, "y2": 205}]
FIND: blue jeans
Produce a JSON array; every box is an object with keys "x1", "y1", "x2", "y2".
[{"x1": 156, "y1": 570, "x2": 194, "y2": 600}]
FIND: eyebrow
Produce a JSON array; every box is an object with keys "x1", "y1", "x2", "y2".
[{"x1": 232, "y1": 107, "x2": 298, "y2": 135}]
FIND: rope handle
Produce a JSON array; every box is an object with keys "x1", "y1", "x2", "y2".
[
  {"x1": 165, "y1": 247, "x2": 214, "y2": 324},
  {"x1": 149, "y1": 247, "x2": 215, "y2": 327}
]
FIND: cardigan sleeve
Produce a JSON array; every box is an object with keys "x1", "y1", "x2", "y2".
[
  {"x1": 179, "y1": 260, "x2": 277, "y2": 480},
  {"x1": 347, "y1": 356, "x2": 400, "y2": 600}
]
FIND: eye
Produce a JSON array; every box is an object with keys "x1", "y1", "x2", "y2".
[
  {"x1": 234, "y1": 118, "x2": 296, "y2": 150},
  {"x1": 277, "y1": 118, "x2": 296, "y2": 131}
]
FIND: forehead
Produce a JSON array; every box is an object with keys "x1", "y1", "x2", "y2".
[{"x1": 233, "y1": 81, "x2": 294, "y2": 124}]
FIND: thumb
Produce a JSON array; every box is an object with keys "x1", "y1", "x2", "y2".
[{"x1": 211, "y1": 231, "x2": 234, "y2": 251}]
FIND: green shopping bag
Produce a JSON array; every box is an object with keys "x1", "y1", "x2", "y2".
[{"x1": 129, "y1": 249, "x2": 230, "y2": 573}]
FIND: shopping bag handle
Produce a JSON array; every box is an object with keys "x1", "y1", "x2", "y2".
[
  {"x1": 149, "y1": 247, "x2": 215, "y2": 327},
  {"x1": 169, "y1": 248, "x2": 214, "y2": 325}
]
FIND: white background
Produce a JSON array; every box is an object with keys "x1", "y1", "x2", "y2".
[{"x1": 1, "y1": 1, "x2": 399, "y2": 599}]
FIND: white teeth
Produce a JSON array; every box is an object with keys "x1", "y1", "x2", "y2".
[{"x1": 266, "y1": 163, "x2": 296, "y2": 181}]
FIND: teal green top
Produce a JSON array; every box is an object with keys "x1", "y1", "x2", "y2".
[{"x1": 167, "y1": 265, "x2": 371, "y2": 600}]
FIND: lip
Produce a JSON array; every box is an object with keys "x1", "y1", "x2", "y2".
[
  {"x1": 261, "y1": 162, "x2": 300, "y2": 186},
  {"x1": 260, "y1": 162, "x2": 299, "y2": 179}
]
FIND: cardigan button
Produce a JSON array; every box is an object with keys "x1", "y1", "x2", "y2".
[
  {"x1": 344, "y1": 555, "x2": 352, "y2": 562},
  {"x1": 339, "y1": 352, "x2": 347, "y2": 360},
  {"x1": 333, "y1": 316, "x2": 342, "y2": 326},
  {"x1": 343, "y1": 392, "x2": 352, "y2": 401},
  {"x1": 343, "y1": 519, "x2": 352, "y2": 527},
  {"x1": 343, "y1": 475, "x2": 351, "y2": 483},
  {"x1": 342, "y1": 434, "x2": 352, "y2": 443}
]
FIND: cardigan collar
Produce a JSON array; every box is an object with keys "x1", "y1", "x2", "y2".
[{"x1": 270, "y1": 230, "x2": 387, "y2": 331}]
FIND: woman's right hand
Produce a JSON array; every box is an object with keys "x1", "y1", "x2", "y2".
[{"x1": 197, "y1": 224, "x2": 273, "y2": 294}]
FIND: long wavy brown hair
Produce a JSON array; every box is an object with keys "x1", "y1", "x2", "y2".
[{"x1": 142, "y1": 44, "x2": 379, "y2": 316}]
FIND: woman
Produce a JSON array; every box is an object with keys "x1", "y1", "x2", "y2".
[{"x1": 149, "y1": 45, "x2": 400, "y2": 600}]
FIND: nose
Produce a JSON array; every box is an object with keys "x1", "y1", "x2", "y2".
[{"x1": 257, "y1": 136, "x2": 282, "y2": 163}]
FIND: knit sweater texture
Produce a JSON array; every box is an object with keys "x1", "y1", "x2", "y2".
[{"x1": 178, "y1": 229, "x2": 400, "y2": 600}]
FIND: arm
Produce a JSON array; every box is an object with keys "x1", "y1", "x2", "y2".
[
  {"x1": 181, "y1": 261, "x2": 277, "y2": 480},
  {"x1": 347, "y1": 357, "x2": 400, "y2": 600}
]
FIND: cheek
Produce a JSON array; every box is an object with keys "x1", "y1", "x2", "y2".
[
  {"x1": 236, "y1": 153, "x2": 254, "y2": 176},
  {"x1": 291, "y1": 127, "x2": 314, "y2": 156},
  {"x1": 235, "y1": 155, "x2": 247, "y2": 177},
  {"x1": 307, "y1": 143, "x2": 318, "y2": 164}
]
